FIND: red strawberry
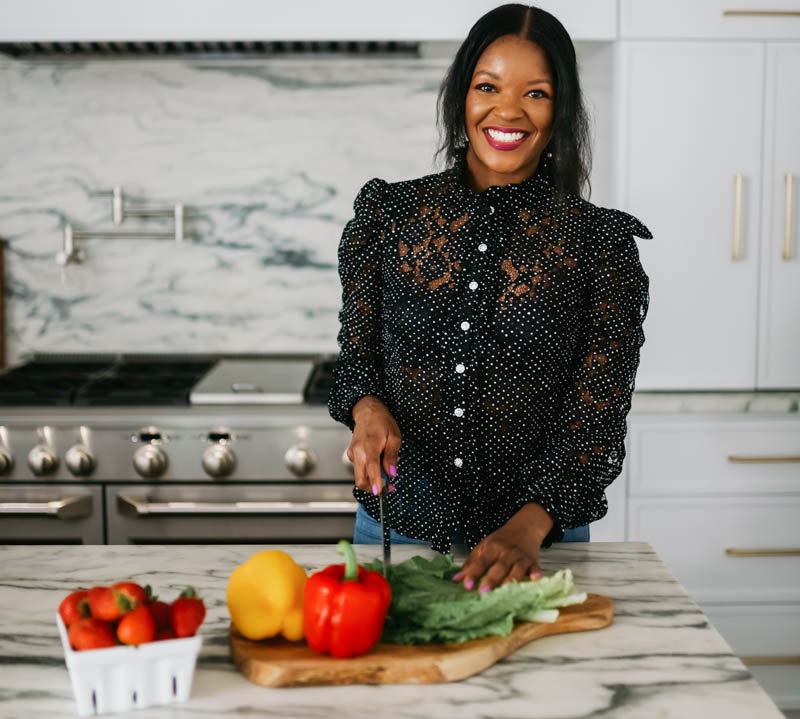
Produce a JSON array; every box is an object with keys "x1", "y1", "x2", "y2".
[
  {"x1": 58, "y1": 590, "x2": 89, "y2": 626},
  {"x1": 111, "y1": 582, "x2": 148, "y2": 608},
  {"x1": 88, "y1": 586, "x2": 131, "y2": 621},
  {"x1": 68, "y1": 618, "x2": 116, "y2": 651},
  {"x1": 117, "y1": 605, "x2": 156, "y2": 645},
  {"x1": 148, "y1": 600, "x2": 171, "y2": 631},
  {"x1": 169, "y1": 587, "x2": 206, "y2": 638},
  {"x1": 155, "y1": 627, "x2": 177, "y2": 641}
]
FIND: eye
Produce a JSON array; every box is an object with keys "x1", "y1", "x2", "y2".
[
  {"x1": 475, "y1": 82, "x2": 495, "y2": 92},
  {"x1": 527, "y1": 89, "x2": 549, "y2": 99}
]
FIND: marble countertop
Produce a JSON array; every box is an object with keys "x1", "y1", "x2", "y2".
[{"x1": 0, "y1": 542, "x2": 783, "y2": 719}]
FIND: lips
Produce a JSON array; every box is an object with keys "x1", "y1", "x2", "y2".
[{"x1": 483, "y1": 127, "x2": 530, "y2": 151}]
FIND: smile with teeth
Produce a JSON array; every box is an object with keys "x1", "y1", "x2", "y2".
[{"x1": 485, "y1": 128, "x2": 529, "y2": 143}]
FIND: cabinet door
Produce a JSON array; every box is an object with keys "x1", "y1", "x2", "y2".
[
  {"x1": 617, "y1": 42, "x2": 764, "y2": 389},
  {"x1": 758, "y1": 42, "x2": 800, "y2": 389}
]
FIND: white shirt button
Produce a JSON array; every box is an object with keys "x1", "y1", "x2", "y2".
[
  {"x1": 454, "y1": 407, "x2": 464, "y2": 417},
  {"x1": 488, "y1": 205, "x2": 495, "y2": 215},
  {"x1": 478, "y1": 243, "x2": 488, "y2": 253},
  {"x1": 460, "y1": 321, "x2": 470, "y2": 331},
  {"x1": 454, "y1": 457, "x2": 463, "y2": 468},
  {"x1": 469, "y1": 280, "x2": 478, "y2": 291},
  {"x1": 455, "y1": 363, "x2": 465, "y2": 374}
]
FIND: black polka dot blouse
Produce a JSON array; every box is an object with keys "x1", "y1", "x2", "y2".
[{"x1": 328, "y1": 144, "x2": 652, "y2": 554}]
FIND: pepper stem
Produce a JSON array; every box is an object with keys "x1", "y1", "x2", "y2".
[{"x1": 337, "y1": 540, "x2": 359, "y2": 581}]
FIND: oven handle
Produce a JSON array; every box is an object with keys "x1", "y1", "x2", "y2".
[
  {"x1": 117, "y1": 494, "x2": 359, "y2": 517},
  {"x1": 0, "y1": 495, "x2": 92, "y2": 519}
]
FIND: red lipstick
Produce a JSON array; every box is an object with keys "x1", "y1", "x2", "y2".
[{"x1": 483, "y1": 126, "x2": 530, "y2": 151}]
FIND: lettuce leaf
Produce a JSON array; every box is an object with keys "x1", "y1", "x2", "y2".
[{"x1": 363, "y1": 554, "x2": 587, "y2": 645}]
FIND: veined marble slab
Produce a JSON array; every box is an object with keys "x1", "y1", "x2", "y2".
[
  {"x1": 0, "y1": 542, "x2": 782, "y2": 719},
  {"x1": 0, "y1": 44, "x2": 617, "y2": 366}
]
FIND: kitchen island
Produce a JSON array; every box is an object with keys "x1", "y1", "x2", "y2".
[{"x1": 0, "y1": 542, "x2": 783, "y2": 719}]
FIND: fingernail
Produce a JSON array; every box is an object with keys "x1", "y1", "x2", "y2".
[
  {"x1": 530, "y1": 570, "x2": 542, "y2": 580},
  {"x1": 372, "y1": 484, "x2": 379, "y2": 496},
  {"x1": 464, "y1": 578, "x2": 474, "y2": 590},
  {"x1": 389, "y1": 484, "x2": 396, "y2": 493},
  {"x1": 389, "y1": 465, "x2": 397, "y2": 477},
  {"x1": 479, "y1": 584, "x2": 491, "y2": 594},
  {"x1": 452, "y1": 571, "x2": 463, "y2": 581}
]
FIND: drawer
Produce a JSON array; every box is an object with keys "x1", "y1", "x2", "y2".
[
  {"x1": 628, "y1": 496, "x2": 800, "y2": 603},
  {"x1": 702, "y1": 602, "x2": 800, "y2": 656},
  {"x1": 621, "y1": 0, "x2": 800, "y2": 40},
  {"x1": 628, "y1": 417, "x2": 800, "y2": 496}
]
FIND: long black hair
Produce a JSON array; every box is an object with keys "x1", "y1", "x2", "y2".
[{"x1": 435, "y1": 3, "x2": 592, "y2": 199}]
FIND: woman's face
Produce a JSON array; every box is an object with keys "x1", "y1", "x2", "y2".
[{"x1": 464, "y1": 35, "x2": 555, "y2": 190}]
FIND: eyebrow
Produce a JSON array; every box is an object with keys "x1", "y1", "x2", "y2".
[{"x1": 475, "y1": 69, "x2": 552, "y2": 84}]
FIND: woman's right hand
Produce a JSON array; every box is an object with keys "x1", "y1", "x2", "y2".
[{"x1": 348, "y1": 395, "x2": 401, "y2": 496}]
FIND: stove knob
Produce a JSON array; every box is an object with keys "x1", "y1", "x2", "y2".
[
  {"x1": 0, "y1": 448, "x2": 14, "y2": 476},
  {"x1": 202, "y1": 444, "x2": 236, "y2": 478},
  {"x1": 65, "y1": 445, "x2": 96, "y2": 477},
  {"x1": 133, "y1": 445, "x2": 169, "y2": 478},
  {"x1": 284, "y1": 445, "x2": 318, "y2": 478},
  {"x1": 27, "y1": 445, "x2": 59, "y2": 476}
]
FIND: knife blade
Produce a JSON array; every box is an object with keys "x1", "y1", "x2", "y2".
[{"x1": 379, "y1": 473, "x2": 391, "y2": 578}]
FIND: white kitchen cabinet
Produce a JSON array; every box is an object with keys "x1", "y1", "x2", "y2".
[
  {"x1": 626, "y1": 413, "x2": 800, "y2": 709},
  {"x1": 0, "y1": 0, "x2": 617, "y2": 43},
  {"x1": 621, "y1": 0, "x2": 800, "y2": 40},
  {"x1": 758, "y1": 42, "x2": 800, "y2": 389},
  {"x1": 617, "y1": 41, "x2": 764, "y2": 389}
]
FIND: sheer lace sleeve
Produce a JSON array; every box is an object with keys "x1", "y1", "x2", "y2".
[
  {"x1": 518, "y1": 208, "x2": 652, "y2": 544},
  {"x1": 328, "y1": 177, "x2": 390, "y2": 431}
]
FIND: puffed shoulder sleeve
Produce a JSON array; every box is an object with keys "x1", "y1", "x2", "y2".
[
  {"x1": 328, "y1": 177, "x2": 390, "y2": 431},
  {"x1": 518, "y1": 207, "x2": 652, "y2": 545}
]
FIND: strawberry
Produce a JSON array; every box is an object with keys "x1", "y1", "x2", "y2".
[
  {"x1": 111, "y1": 582, "x2": 149, "y2": 608},
  {"x1": 148, "y1": 600, "x2": 171, "y2": 631},
  {"x1": 116, "y1": 605, "x2": 156, "y2": 645},
  {"x1": 68, "y1": 618, "x2": 116, "y2": 651},
  {"x1": 87, "y1": 586, "x2": 128, "y2": 621},
  {"x1": 58, "y1": 590, "x2": 89, "y2": 626},
  {"x1": 169, "y1": 587, "x2": 206, "y2": 638},
  {"x1": 155, "y1": 627, "x2": 177, "y2": 641}
]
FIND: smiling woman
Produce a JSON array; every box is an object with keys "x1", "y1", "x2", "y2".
[{"x1": 329, "y1": 3, "x2": 651, "y2": 594}]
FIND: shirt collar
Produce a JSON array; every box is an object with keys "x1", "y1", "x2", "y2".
[{"x1": 447, "y1": 143, "x2": 552, "y2": 204}]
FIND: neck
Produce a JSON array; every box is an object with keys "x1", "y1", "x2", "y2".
[{"x1": 464, "y1": 145, "x2": 541, "y2": 192}]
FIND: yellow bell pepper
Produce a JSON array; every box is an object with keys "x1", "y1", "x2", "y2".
[{"x1": 227, "y1": 550, "x2": 307, "y2": 641}]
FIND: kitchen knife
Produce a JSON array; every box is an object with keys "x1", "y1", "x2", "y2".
[{"x1": 379, "y1": 474, "x2": 391, "y2": 578}]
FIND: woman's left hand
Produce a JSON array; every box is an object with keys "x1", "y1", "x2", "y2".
[{"x1": 453, "y1": 503, "x2": 554, "y2": 592}]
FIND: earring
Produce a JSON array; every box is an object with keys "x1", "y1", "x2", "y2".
[{"x1": 546, "y1": 151, "x2": 553, "y2": 158}]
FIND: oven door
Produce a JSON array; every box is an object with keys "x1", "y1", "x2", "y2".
[
  {"x1": 106, "y1": 483, "x2": 359, "y2": 544},
  {"x1": 0, "y1": 485, "x2": 104, "y2": 544}
]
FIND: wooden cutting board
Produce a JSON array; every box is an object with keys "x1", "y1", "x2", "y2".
[{"x1": 229, "y1": 592, "x2": 613, "y2": 687}]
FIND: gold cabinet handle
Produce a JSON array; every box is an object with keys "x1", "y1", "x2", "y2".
[
  {"x1": 727, "y1": 454, "x2": 800, "y2": 463},
  {"x1": 733, "y1": 173, "x2": 743, "y2": 261},
  {"x1": 725, "y1": 548, "x2": 800, "y2": 557},
  {"x1": 723, "y1": 10, "x2": 800, "y2": 17},
  {"x1": 785, "y1": 174, "x2": 794, "y2": 261},
  {"x1": 740, "y1": 655, "x2": 800, "y2": 666}
]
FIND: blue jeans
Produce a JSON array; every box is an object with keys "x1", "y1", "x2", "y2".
[{"x1": 353, "y1": 502, "x2": 590, "y2": 545}]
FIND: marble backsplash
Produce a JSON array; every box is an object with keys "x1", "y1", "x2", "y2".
[{"x1": 0, "y1": 46, "x2": 613, "y2": 365}]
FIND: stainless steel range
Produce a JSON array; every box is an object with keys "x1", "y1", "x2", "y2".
[{"x1": 0, "y1": 354, "x2": 355, "y2": 544}]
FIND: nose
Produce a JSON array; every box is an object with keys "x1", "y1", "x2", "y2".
[{"x1": 494, "y1": 91, "x2": 525, "y2": 121}]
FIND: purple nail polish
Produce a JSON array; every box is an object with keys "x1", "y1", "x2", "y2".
[
  {"x1": 372, "y1": 484, "x2": 379, "y2": 495},
  {"x1": 530, "y1": 571, "x2": 542, "y2": 580},
  {"x1": 389, "y1": 465, "x2": 397, "y2": 477},
  {"x1": 452, "y1": 572, "x2": 463, "y2": 581},
  {"x1": 389, "y1": 485, "x2": 396, "y2": 493},
  {"x1": 464, "y1": 579, "x2": 474, "y2": 590},
  {"x1": 480, "y1": 584, "x2": 491, "y2": 594}
]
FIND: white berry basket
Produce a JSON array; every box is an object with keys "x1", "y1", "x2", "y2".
[{"x1": 56, "y1": 614, "x2": 202, "y2": 716}]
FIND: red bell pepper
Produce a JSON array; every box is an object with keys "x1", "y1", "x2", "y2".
[{"x1": 304, "y1": 540, "x2": 391, "y2": 658}]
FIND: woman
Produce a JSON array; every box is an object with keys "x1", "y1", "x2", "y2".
[{"x1": 328, "y1": 3, "x2": 652, "y2": 592}]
